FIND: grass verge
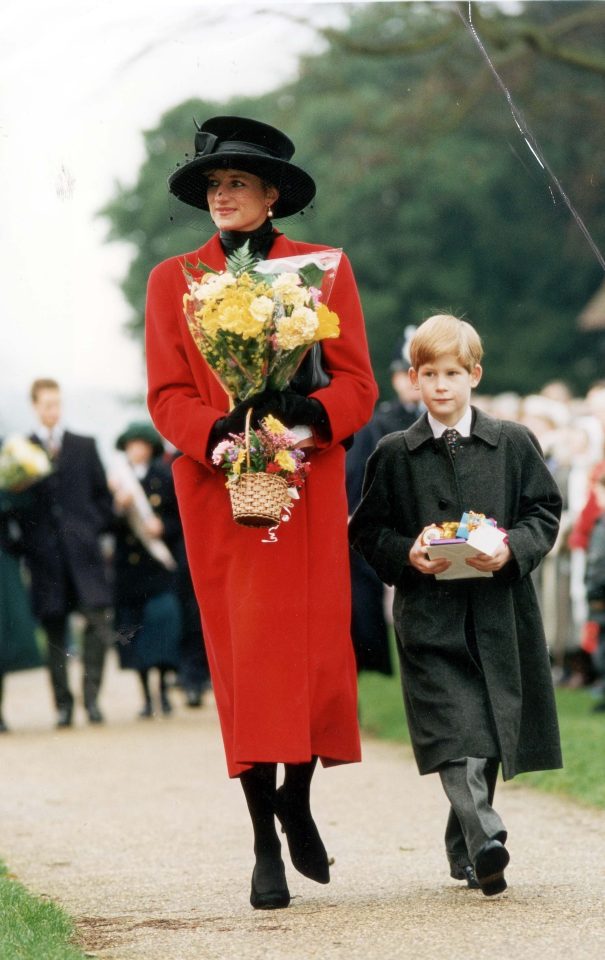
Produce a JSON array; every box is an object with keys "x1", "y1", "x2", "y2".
[
  {"x1": 358, "y1": 665, "x2": 605, "y2": 809},
  {"x1": 0, "y1": 862, "x2": 87, "y2": 960}
]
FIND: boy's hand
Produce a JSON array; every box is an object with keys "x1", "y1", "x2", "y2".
[
  {"x1": 409, "y1": 530, "x2": 451, "y2": 575},
  {"x1": 465, "y1": 540, "x2": 512, "y2": 572}
]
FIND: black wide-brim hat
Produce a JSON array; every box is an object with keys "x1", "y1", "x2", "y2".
[
  {"x1": 168, "y1": 115, "x2": 316, "y2": 219},
  {"x1": 116, "y1": 422, "x2": 165, "y2": 459}
]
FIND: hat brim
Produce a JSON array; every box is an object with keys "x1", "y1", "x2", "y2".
[
  {"x1": 168, "y1": 152, "x2": 316, "y2": 218},
  {"x1": 116, "y1": 428, "x2": 164, "y2": 459}
]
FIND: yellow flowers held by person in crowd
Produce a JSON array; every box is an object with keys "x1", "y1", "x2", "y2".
[{"x1": 0, "y1": 436, "x2": 52, "y2": 492}]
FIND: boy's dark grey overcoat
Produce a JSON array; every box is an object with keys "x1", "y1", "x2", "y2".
[{"x1": 349, "y1": 408, "x2": 563, "y2": 780}]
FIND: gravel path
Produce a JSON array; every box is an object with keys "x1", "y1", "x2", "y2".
[{"x1": 2, "y1": 655, "x2": 605, "y2": 960}]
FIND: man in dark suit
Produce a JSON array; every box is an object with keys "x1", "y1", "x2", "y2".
[{"x1": 16, "y1": 379, "x2": 114, "y2": 727}]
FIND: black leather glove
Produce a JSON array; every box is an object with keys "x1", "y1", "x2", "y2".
[
  {"x1": 207, "y1": 404, "x2": 248, "y2": 451},
  {"x1": 268, "y1": 388, "x2": 330, "y2": 433},
  {"x1": 206, "y1": 389, "x2": 285, "y2": 455},
  {"x1": 208, "y1": 388, "x2": 331, "y2": 457}
]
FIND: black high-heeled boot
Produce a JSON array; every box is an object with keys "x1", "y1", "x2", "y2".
[
  {"x1": 241, "y1": 763, "x2": 290, "y2": 910},
  {"x1": 250, "y1": 854, "x2": 290, "y2": 910},
  {"x1": 275, "y1": 758, "x2": 330, "y2": 884}
]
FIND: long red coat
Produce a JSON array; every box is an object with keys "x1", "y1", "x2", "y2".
[{"x1": 145, "y1": 231, "x2": 378, "y2": 777}]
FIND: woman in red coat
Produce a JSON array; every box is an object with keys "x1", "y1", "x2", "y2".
[{"x1": 146, "y1": 116, "x2": 377, "y2": 910}]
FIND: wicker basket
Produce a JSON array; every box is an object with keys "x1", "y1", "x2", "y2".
[
  {"x1": 227, "y1": 471, "x2": 290, "y2": 527},
  {"x1": 226, "y1": 408, "x2": 290, "y2": 527}
]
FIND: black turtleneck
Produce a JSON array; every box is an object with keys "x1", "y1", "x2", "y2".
[{"x1": 219, "y1": 219, "x2": 280, "y2": 260}]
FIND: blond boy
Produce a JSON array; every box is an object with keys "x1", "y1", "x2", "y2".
[{"x1": 350, "y1": 315, "x2": 562, "y2": 895}]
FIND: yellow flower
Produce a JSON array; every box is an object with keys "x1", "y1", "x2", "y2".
[
  {"x1": 201, "y1": 287, "x2": 267, "y2": 339},
  {"x1": 263, "y1": 414, "x2": 288, "y2": 435},
  {"x1": 314, "y1": 304, "x2": 340, "y2": 341},
  {"x1": 4, "y1": 437, "x2": 50, "y2": 475},
  {"x1": 274, "y1": 450, "x2": 296, "y2": 473},
  {"x1": 232, "y1": 450, "x2": 246, "y2": 475}
]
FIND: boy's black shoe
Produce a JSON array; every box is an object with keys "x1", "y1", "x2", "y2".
[
  {"x1": 474, "y1": 839, "x2": 510, "y2": 896},
  {"x1": 450, "y1": 863, "x2": 480, "y2": 888}
]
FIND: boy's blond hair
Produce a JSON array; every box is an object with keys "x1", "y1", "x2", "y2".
[{"x1": 409, "y1": 314, "x2": 483, "y2": 372}]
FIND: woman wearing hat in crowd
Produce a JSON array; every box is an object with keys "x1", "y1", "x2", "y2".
[
  {"x1": 110, "y1": 422, "x2": 182, "y2": 718},
  {"x1": 145, "y1": 116, "x2": 377, "y2": 909}
]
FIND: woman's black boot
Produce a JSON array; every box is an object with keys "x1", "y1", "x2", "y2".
[
  {"x1": 250, "y1": 855, "x2": 290, "y2": 910},
  {"x1": 275, "y1": 758, "x2": 330, "y2": 884},
  {"x1": 240, "y1": 763, "x2": 290, "y2": 910}
]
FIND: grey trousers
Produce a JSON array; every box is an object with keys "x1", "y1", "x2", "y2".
[{"x1": 439, "y1": 757, "x2": 507, "y2": 868}]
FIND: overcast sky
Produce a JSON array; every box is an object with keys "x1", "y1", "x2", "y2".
[{"x1": 1, "y1": 0, "x2": 351, "y2": 418}]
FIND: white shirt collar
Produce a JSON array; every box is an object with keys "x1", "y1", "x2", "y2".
[
  {"x1": 428, "y1": 406, "x2": 473, "y2": 439},
  {"x1": 37, "y1": 423, "x2": 64, "y2": 444}
]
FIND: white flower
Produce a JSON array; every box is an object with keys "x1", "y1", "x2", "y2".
[
  {"x1": 0, "y1": 435, "x2": 51, "y2": 489},
  {"x1": 191, "y1": 271, "x2": 237, "y2": 302},
  {"x1": 249, "y1": 295, "x2": 275, "y2": 325},
  {"x1": 271, "y1": 272, "x2": 307, "y2": 308},
  {"x1": 271, "y1": 272, "x2": 301, "y2": 293},
  {"x1": 4, "y1": 436, "x2": 49, "y2": 473}
]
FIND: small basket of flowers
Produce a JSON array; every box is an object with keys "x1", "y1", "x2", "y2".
[{"x1": 211, "y1": 410, "x2": 310, "y2": 528}]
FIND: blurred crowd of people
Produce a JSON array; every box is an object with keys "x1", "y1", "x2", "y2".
[
  {"x1": 0, "y1": 378, "x2": 210, "y2": 731},
  {"x1": 3, "y1": 363, "x2": 605, "y2": 733},
  {"x1": 482, "y1": 378, "x2": 605, "y2": 709},
  {"x1": 346, "y1": 349, "x2": 605, "y2": 714}
]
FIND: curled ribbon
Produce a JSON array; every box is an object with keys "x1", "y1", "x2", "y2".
[{"x1": 261, "y1": 500, "x2": 294, "y2": 545}]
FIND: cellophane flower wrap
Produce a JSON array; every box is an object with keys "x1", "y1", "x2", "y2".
[
  {"x1": 182, "y1": 243, "x2": 342, "y2": 402},
  {"x1": 0, "y1": 436, "x2": 52, "y2": 491},
  {"x1": 211, "y1": 414, "x2": 310, "y2": 490}
]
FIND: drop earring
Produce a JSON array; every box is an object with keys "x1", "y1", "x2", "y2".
[{"x1": 267, "y1": 206, "x2": 273, "y2": 219}]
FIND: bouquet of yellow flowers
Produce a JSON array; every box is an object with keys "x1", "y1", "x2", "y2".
[
  {"x1": 182, "y1": 243, "x2": 341, "y2": 403},
  {"x1": 212, "y1": 412, "x2": 310, "y2": 528},
  {"x1": 0, "y1": 436, "x2": 52, "y2": 492}
]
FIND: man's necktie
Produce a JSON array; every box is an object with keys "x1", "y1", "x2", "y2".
[
  {"x1": 46, "y1": 432, "x2": 60, "y2": 459},
  {"x1": 443, "y1": 428, "x2": 461, "y2": 457}
]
